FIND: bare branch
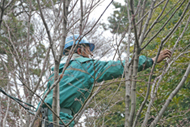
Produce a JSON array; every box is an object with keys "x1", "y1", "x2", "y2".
[
  {"x1": 36, "y1": 0, "x2": 56, "y2": 59},
  {"x1": 141, "y1": 0, "x2": 187, "y2": 50},
  {"x1": 79, "y1": 0, "x2": 83, "y2": 35}
]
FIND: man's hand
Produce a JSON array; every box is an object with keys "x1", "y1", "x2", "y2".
[{"x1": 152, "y1": 49, "x2": 172, "y2": 63}]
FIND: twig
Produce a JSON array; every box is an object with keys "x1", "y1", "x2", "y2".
[{"x1": 84, "y1": 0, "x2": 113, "y2": 36}]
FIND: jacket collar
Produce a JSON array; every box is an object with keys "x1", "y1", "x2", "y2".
[
  {"x1": 60, "y1": 53, "x2": 80, "y2": 64},
  {"x1": 51, "y1": 54, "x2": 93, "y2": 71}
]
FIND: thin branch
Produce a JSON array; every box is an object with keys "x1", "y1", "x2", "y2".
[
  {"x1": 3, "y1": 97, "x2": 10, "y2": 127},
  {"x1": 137, "y1": 0, "x2": 147, "y2": 38},
  {"x1": 170, "y1": 11, "x2": 190, "y2": 56},
  {"x1": 157, "y1": 0, "x2": 181, "y2": 23},
  {"x1": 36, "y1": 0, "x2": 56, "y2": 59},
  {"x1": 32, "y1": 47, "x2": 50, "y2": 95},
  {"x1": 4, "y1": 0, "x2": 14, "y2": 9},
  {"x1": 84, "y1": 0, "x2": 113, "y2": 36},
  {"x1": 67, "y1": 0, "x2": 104, "y2": 31},
  {"x1": 68, "y1": 0, "x2": 79, "y2": 14},
  {"x1": 143, "y1": 0, "x2": 169, "y2": 39},
  {"x1": 74, "y1": 81, "x2": 104, "y2": 124},
  {"x1": 139, "y1": 0, "x2": 156, "y2": 46},
  {"x1": 112, "y1": 2, "x2": 128, "y2": 60},
  {"x1": 141, "y1": 0, "x2": 186, "y2": 50},
  {"x1": 79, "y1": 0, "x2": 83, "y2": 35},
  {"x1": 112, "y1": 31, "x2": 128, "y2": 60}
]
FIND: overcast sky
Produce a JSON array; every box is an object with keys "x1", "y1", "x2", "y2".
[{"x1": 91, "y1": 0, "x2": 125, "y2": 22}]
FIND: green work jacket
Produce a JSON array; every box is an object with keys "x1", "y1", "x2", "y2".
[{"x1": 42, "y1": 54, "x2": 153, "y2": 126}]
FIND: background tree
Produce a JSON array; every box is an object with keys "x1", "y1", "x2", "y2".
[{"x1": 0, "y1": 0, "x2": 50, "y2": 126}]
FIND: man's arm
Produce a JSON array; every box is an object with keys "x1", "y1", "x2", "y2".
[
  {"x1": 94, "y1": 56, "x2": 152, "y2": 82},
  {"x1": 93, "y1": 49, "x2": 171, "y2": 82}
]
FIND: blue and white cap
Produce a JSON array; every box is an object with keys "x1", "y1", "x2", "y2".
[{"x1": 63, "y1": 34, "x2": 95, "y2": 54}]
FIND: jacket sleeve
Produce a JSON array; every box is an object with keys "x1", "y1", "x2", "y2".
[{"x1": 94, "y1": 55, "x2": 153, "y2": 82}]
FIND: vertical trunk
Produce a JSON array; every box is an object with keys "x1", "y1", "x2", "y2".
[
  {"x1": 24, "y1": 0, "x2": 33, "y2": 125},
  {"x1": 125, "y1": 0, "x2": 141, "y2": 126},
  {"x1": 129, "y1": 44, "x2": 139, "y2": 126},
  {"x1": 125, "y1": 0, "x2": 132, "y2": 126},
  {"x1": 125, "y1": 64, "x2": 132, "y2": 127},
  {"x1": 52, "y1": 0, "x2": 70, "y2": 126},
  {"x1": 52, "y1": 60, "x2": 60, "y2": 126},
  {"x1": 0, "y1": 98, "x2": 2, "y2": 126},
  {"x1": 25, "y1": 1, "x2": 32, "y2": 125}
]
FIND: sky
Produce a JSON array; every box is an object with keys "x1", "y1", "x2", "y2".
[{"x1": 91, "y1": 0, "x2": 125, "y2": 23}]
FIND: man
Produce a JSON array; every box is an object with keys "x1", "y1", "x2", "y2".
[{"x1": 39, "y1": 34, "x2": 171, "y2": 127}]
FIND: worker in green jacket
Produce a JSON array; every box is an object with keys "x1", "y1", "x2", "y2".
[{"x1": 40, "y1": 34, "x2": 171, "y2": 127}]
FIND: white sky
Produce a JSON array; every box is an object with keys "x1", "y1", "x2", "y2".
[{"x1": 91, "y1": 0, "x2": 125, "y2": 23}]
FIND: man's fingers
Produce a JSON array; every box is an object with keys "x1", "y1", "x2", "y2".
[
  {"x1": 164, "y1": 54, "x2": 171, "y2": 58},
  {"x1": 161, "y1": 49, "x2": 172, "y2": 57},
  {"x1": 163, "y1": 52, "x2": 171, "y2": 57}
]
